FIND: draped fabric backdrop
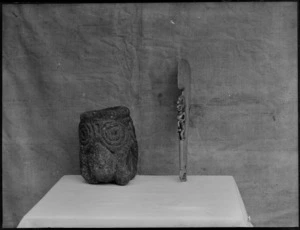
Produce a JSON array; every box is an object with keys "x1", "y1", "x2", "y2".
[{"x1": 2, "y1": 3, "x2": 298, "y2": 227}]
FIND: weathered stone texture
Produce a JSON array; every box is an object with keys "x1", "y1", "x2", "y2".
[{"x1": 79, "y1": 106, "x2": 138, "y2": 185}]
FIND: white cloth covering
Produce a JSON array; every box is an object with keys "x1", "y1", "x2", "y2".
[{"x1": 17, "y1": 175, "x2": 253, "y2": 227}]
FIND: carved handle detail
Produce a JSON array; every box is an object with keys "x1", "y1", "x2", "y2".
[
  {"x1": 177, "y1": 92, "x2": 186, "y2": 141},
  {"x1": 177, "y1": 59, "x2": 190, "y2": 182}
]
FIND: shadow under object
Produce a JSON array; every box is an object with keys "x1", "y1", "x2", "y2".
[{"x1": 79, "y1": 106, "x2": 138, "y2": 185}]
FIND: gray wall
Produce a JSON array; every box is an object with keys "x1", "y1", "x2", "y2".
[{"x1": 3, "y1": 3, "x2": 298, "y2": 227}]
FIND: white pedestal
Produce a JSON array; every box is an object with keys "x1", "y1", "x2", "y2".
[{"x1": 17, "y1": 175, "x2": 253, "y2": 227}]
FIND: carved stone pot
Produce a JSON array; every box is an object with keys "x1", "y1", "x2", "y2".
[{"x1": 79, "y1": 106, "x2": 138, "y2": 185}]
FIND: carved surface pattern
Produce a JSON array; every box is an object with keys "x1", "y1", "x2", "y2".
[
  {"x1": 79, "y1": 106, "x2": 138, "y2": 185},
  {"x1": 177, "y1": 92, "x2": 186, "y2": 140}
]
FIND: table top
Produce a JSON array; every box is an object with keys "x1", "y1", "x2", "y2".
[{"x1": 17, "y1": 175, "x2": 252, "y2": 227}]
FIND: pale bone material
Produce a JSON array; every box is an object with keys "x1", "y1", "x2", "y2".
[{"x1": 177, "y1": 59, "x2": 191, "y2": 182}]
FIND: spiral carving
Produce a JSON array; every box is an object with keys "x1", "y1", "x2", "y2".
[
  {"x1": 79, "y1": 106, "x2": 138, "y2": 185},
  {"x1": 79, "y1": 122, "x2": 94, "y2": 146},
  {"x1": 98, "y1": 120, "x2": 128, "y2": 153}
]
